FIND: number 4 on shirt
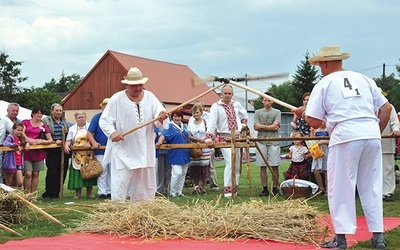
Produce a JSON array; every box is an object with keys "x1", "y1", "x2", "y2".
[{"x1": 340, "y1": 77, "x2": 361, "y2": 98}]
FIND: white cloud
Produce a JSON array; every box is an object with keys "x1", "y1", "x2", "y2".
[
  {"x1": 30, "y1": 17, "x2": 90, "y2": 50},
  {"x1": 0, "y1": 0, "x2": 399, "y2": 90}
]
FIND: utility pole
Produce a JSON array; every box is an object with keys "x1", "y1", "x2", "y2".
[{"x1": 382, "y1": 63, "x2": 386, "y2": 89}]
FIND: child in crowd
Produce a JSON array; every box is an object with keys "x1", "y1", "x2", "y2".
[
  {"x1": 3, "y1": 122, "x2": 30, "y2": 189},
  {"x1": 311, "y1": 119, "x2": 329, "y2": 195},
  {"x1": 286, "y1": 132, "x2": 310, "y2": 180}
]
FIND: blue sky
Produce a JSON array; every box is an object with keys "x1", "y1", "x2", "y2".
[{"x1": 1, "y1": 0, "x2": 399, "y2": 102}]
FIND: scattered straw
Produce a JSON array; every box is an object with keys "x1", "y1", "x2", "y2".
[
  {"x1": 0, "y1": 188, "x2": 30, "y2": 226},
  {"x1": 74, "y1": 197, "x2": 328, "y2": 245}
]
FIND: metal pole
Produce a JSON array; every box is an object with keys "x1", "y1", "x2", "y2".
[{"x1": 382, "y1": 63, "x2": 386, "y2": 89}]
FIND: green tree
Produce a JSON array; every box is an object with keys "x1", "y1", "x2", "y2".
[
  {"x1": 251, "y1": 81, "x2": 297, "y2": 112},
  {"x1": 16, "y1": 87, "x2": 62, "y2": 115},
  {"x1": 268, "y1": 81, "x2": 298, "y2": 112},
  {"x1": 14, "y1": 71, "x2": 82, "y2": 113},
  {"x1": 375, "y1": 73, "x2": 400, "y2": 113},
  {"x1": 0, "y1": 51, "x2": 28, "y2": 102},
  {"x1": 396, "y1": 58, "x2": 400, "y2": 77},
  {"x1": 291, "y1": 52, "x2": 320, "y2": 105},
  {"x1": 43, "y1": 71, "x2": 81, "y2": 96},
  {"x1": 249, "y1": 52, "x2": 320, "y2": 112}
]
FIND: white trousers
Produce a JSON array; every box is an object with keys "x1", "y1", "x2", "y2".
[
  {"x1": 328, "y1": 139, "x2": 383, "y2": 234},
  {"x1": 110, "y1": 157, "x2": 156, "y2": 202},
  {"x1": 221, "y1": 147, "x2": 241, "y2": 197},
  {"x1": 382, "y1": 153, "x2": 396, "y2": 196},
  {"x1": 169, "y1": 164, "x2": 188, "y2": 196},
  {"x1": 95, "y1": 155, "x2": 111, "y2": 196}
]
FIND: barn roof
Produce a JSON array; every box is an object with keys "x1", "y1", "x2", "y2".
[
  {"x1": 110, "y1": 50, "x2": 219, "y2": 105},
  {"x1": 62, "y1": 50, "x2": 219, "y2": 110}
]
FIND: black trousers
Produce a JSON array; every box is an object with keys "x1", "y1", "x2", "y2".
[{"x1": 42, "y1": 149, "x2": 70, "y2": 198}]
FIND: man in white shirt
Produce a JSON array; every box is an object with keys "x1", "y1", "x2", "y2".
[
  {"x1": 1, "y1": 102, "x2": 20, "y2": 184},
  {"x1": 205, "y1": 85, "x2": 248, "y2": 197},
  {"x1": 0, "y1": 117, "x2": 7, "y2": 184},
  {"x1": 99, "y1": 67, "x2": 169, "y2": 202},
  {"x1": 293, "y1": 45, "x2": 391, "y2": 249},
  {"x1": 378, "y1": 89, "x2": 400, "y2": 202}
]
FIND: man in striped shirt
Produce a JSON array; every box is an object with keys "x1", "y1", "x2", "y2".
[{"x1": 42, "y1": 103, "x2": 71, "y2": 199}]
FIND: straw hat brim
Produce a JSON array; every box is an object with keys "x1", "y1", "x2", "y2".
[
  {"x1": 378, "y1": 88, "x2": 388, "y2": 96},
  {"x1": 121, "y1": 77, "x2": 149, "y2": 85},
  {"x1": 309, "y1": 53, "x2": 350, "y2": 66},
  {"x1": 99, "y1": 98, "x2": 110, "y2": 107}
]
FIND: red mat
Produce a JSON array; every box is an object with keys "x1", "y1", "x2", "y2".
[{"x1": 2, "y1": 217, "x2": 400, "y2": 250}]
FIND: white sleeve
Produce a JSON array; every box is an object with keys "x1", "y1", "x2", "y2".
[
  {"x1": 4, "y1": 116, "x2": 13, "y2": 134},
  {"x1": 389, "y1": 105, "x2": 400, "y2": 132},
  {"x1": 0, "y1": 118, "x2": 6, "y2": 143},
  {"x1": 66, "y1": 125, "x2": 75, "y2": 141},
  {"x1": 236, "y1": 102, "x2": 248, "y2": 126},
  {"x1": 99, "y1": 96, "x2": 118, "y2": 137},
  {"x1": 205, "y1": 103, "x2": 218, "y2": 140}
]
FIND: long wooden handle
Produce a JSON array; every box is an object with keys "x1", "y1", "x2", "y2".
[
  {"x1": 230, "y1": 129, "x2": 237, "y2": 198},
  {"x1": 255, "y1": 142, "x2": 280, "y2": 186},
  {"x1": 0, "y1": 143, "x2": 60, "y2": 152},
  {"x1": 194, "y1": 73, "x2": 289, "y2": 85},
  {"x1": 121, "y1": 82, "x2": 225, "y2": 137},
  {"x1": 228, "y1": 80, "x2": 297, "y2": 110},
  {"x1": 14, "y1": 193, "x2": 65, "y2": 226},
  {"x1": 59, "y1": 127, "x2": 66, "y2": 199},
  {"x1": 0, "y1": 222, "x2": 22, "y2": 236}
]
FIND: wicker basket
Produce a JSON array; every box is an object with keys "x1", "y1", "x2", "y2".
[{"x1": 281, "y1": 177, "x2": 312, "y2": 199}]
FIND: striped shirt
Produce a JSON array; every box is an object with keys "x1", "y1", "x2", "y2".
[{"x1": 52, "y1": 119, "x2": 65, "y2": 140}]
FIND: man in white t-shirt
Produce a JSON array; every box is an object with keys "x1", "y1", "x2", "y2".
[{"x1": 292, "y1": 45, "x2": 391, "y2": 249}]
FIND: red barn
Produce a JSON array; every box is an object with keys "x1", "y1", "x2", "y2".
[{"x1": 62, "y1": 50, "x2": 219, "y2": 122}]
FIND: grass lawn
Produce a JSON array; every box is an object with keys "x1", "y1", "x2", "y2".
[{"x1": 1, "y1": 158, "x2": 400, "y2": 249}]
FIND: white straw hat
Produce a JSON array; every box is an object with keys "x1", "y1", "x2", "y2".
[
  {"x1": 121, "y1": 67, "x2": 149, "y2": 85},
  {"x1": 99, "y1": 98, "x2": 110, "y2": 107},
  {"x1": 308, "y1": 45, "x2": 350, "y2": 66},
  {"x1": 378, "y1": 87, "x2": 388, "y2": 97}
]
